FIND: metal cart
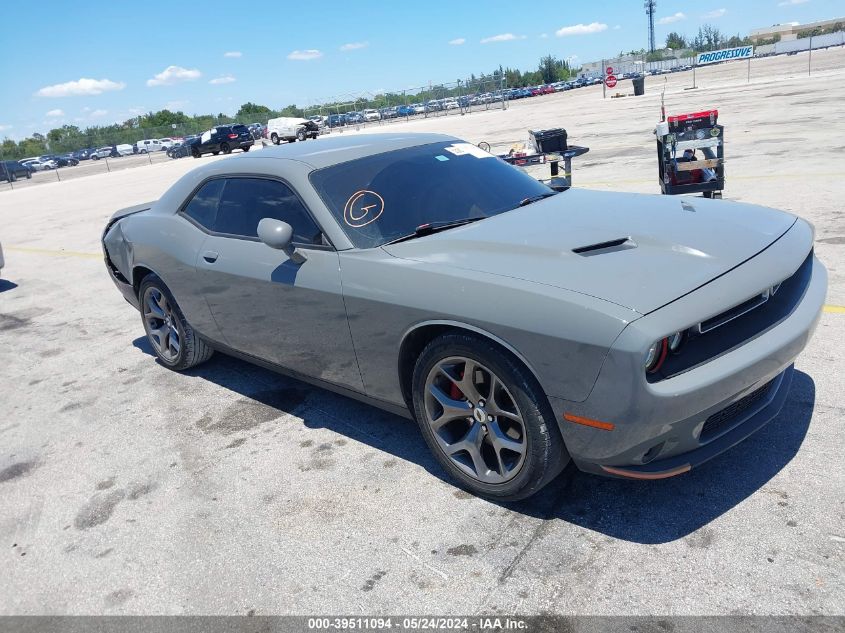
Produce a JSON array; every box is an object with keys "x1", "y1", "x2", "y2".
[
  {"x1": 478, "y1": 136, "x2": 590, "y2": 191},
  {"x1": 656, "y1": 109, "x2": 725, "y2": 199}
]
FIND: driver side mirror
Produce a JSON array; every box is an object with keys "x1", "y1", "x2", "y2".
[{"x1": 257, "y1": 218, "x2": 307, "y2": 264}]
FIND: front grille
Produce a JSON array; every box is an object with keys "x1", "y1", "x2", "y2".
[{"x1": 700, "y1": 379, "x2": 774, "y2": 442}]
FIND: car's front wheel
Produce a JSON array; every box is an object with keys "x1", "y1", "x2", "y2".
[
  {"x1": 296, "y1": 128, "x2": 307, "y2": 141},
  {"x1": 271, "y1": 133, "x2": 280, "y2": 145},
  {"x1": 192, "y1": 147, "x2": 200, "y2": 158},
  {"x1": 221, "y1": 143, "x2": 231, "y2": 154},
  {"x1": 139, "y1": 274, "x2": 214, "y2": 371},
  {"x1": 411, "y1": 332, "x2": 568, "y2": 501}
]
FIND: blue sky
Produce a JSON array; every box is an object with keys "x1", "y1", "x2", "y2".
[{"x1": 0, "y1": 0, "x2": 840, "y2": 139}]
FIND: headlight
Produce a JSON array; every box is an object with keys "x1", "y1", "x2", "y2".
[
  {"x1": 645, "y1": 338, "x2": 668, "y2": 373},
  {"x1": 667, "y1": 331, "x2": 684, "y2": 352}
]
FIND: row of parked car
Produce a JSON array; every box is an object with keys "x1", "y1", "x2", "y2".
[{"x1": 308, "y1": 78, "x2": 617, "y2": 129}]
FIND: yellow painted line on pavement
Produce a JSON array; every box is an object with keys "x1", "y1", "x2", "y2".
[
  {"x1": 6, "y1": 245, "x2": 101, "y2": 260},
  {"x1": 6, "y1": 245, "x2": 845, "y2": 315}
]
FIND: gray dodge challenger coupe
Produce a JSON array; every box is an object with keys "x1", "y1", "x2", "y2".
[{"x1": 102, "y1": 133, "x2": 827, "y2": 500}]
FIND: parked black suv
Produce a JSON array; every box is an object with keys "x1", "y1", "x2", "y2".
[
  {"x1": 0, "y1": 160, "x2": 33, "y2": 182},
  {"x1": 190, "y1": 125, "x2": 254, "y2": 158}
]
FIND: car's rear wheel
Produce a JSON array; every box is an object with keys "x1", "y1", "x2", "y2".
[
  {"x1": 411, "y1": 333, "x2": 568, "y2": 501},
  {"x1": 271, "y1": 133, "x2": 280, "y2": 145},
  {"x1": 221, "y1": 143, "x2": 231, "y2": 154},
  {"x1": 139, "y1": 274, "x2": 213, "y2": 371}
]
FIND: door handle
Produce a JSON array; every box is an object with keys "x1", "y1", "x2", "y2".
[{"x1": 202, "y1": 251, "x2": 219, "y2": 263}]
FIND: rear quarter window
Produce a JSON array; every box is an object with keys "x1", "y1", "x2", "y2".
[{"x1": 181, "y1": 179, "x2": 224, "y2": 229}]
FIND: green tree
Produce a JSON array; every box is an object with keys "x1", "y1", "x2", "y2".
[
  {"x1": 665, "y1": 32, "x2": 687, "y2": 50},
  {"x1": 236, "y1": 102, "x2": 272, "y2": 120}
]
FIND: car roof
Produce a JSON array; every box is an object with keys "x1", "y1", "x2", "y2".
[{"x1": 250, "y1": 132, "x2": 458, "y2": 169}]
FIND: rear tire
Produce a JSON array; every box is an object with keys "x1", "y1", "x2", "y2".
[
  {"x1": 411, "y1": 332, "x2": 568, "y2": 501},
  {"x1": 138, "y1": 274, "x2": 214, "y2": 371}
]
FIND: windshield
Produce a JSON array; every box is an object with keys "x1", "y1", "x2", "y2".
[{"x1": 309, "y1": 141, "x2": 552, "y2": 249}]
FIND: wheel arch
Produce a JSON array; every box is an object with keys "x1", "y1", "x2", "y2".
[
  {"x1": 131, "y1": 264, "x2": 158, "y2": 298},
  {"x1": 396, "y1": 320, "x2": 544, "y2": 411}
]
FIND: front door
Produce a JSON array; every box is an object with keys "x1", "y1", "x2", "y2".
[{"x1": 194, "y1": 176, "x2": 363, "y2": 391}]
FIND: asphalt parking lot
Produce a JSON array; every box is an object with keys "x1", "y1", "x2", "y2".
[{"x1": 1, "y1": 48, "x2": 843, "y2": 615}]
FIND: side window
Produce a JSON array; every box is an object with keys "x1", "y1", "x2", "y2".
[
  {"x1": 181, "y1": 179, "x2": 224, "y2": 229},
  {"x1": 214, "y1": 178, "x2": 322, "y2": 244}
]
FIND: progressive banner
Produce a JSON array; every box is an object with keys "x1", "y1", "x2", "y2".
[{"x1": 696, "y1": 46, "x2": 754, "y2": 65}]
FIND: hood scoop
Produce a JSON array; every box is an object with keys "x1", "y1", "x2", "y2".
[{"x1": 572, "y1": 237, "x2": 636, "y2": 257}]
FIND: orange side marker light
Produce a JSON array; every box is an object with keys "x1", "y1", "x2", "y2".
[{"x1": 563, "y1": 413, "x2": 615, "y2": 431}]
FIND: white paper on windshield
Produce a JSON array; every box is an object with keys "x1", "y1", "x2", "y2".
[
  {"x1": 201, "y1": 131, "x2": 212, "y2": 143},
  {"x1": 444, "y1": 143, "x2": 493, "y2": 158}
]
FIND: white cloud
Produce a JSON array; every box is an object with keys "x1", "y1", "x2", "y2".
[
  {"x1": 146, "y1": 65, "x2": 202, "y2": 87},
  {"x1": 0, "y1": 124, "x2": 12, "y2": 131},
  {"x1": 480, "y1": 33, "x2": 525, "y2": 43},
  {"x1": 287, "y1": 49, "x2": 323, "y2": 60},
  {"x1": 778, "y1": 0, "x2": 809, "y2": 5},
  {"x1": 46, "y1": 109, "x2": 65, "y2": 117},
  {"x1": 448, "y1": 37, "x2": 466, "y2": 45},
  {"x1": 702, "y1": 8, "x2": 727, "y2": 18},
  {"x1": 35, "y1": 78, "x2": 125, "y2": 97},
  {"x1": 555, "y1": 22, "x2": 608, "y2": 36},
  {"x1": 340, "y1": 41, "x2": 369, "y2": 51},
  {"x1": 539, "y1": 33, "x2": 549, "y2": 39},
  {"x1": 209, "y1": 75, "x2": 236, "y2": 85},
  {"x1": 90, "y1": 109, "x2": 108, "y2": 118},
  {"x1": 658, "y1": 12, "x2": 686, "y2": 25},
  {"x1": 223, "y1": 51, "x2": 242, "y2": 58}
]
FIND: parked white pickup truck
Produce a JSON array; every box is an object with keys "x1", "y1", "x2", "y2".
[{"x1": 265, "y1": 117, "x2": 319, "y2": 144}]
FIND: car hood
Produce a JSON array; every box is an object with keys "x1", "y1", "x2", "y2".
[{"x1": 382, "y1": 189, "x2": 796, "y2": 314}]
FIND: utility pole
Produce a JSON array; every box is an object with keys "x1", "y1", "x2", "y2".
[{"x1": 645, "y1": 0, "x2": 657, "y2": 53}]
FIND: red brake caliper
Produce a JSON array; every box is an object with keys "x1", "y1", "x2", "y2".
[{"x1": 449, "y1": 370, "x2": 464, "y2": 401}]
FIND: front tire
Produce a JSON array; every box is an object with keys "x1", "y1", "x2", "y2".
[
  {"x1": 221, "y1": 143, "x2": 231, "y2": 154},
  {"x1": 296, "y1": 128, "x2": 307, "y2": 141},
  {"x1": 192, "y1": 147, "x2": 201, "y2": 158},
  {"x1": 139, "y1": 274, "x2": 213, "y2": 371},
  {"x1": 271, "y1": 133, "x2": 280, "y2": 145},
  {"x1": 411, "y1": 333, "x2": 568, "y2": 501}
]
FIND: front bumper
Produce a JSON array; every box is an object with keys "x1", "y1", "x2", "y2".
[{"x1": 549, "y1": 246, "x2": 827, "y2": 479}]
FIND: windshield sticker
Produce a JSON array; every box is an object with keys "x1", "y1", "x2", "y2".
[
  {"x1": 343, "y1": 190, "x2": 385, "y2": 228},
  {"x1": 443, "y1": 143, "x2": 493, "y2": 159},
  {"x1": 435, "y1": 155, "x2": 449, "y2": 162}
]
